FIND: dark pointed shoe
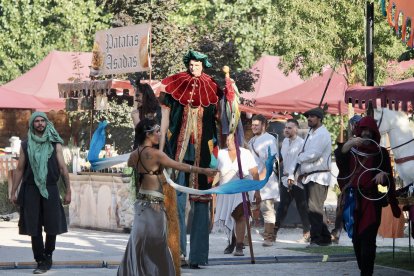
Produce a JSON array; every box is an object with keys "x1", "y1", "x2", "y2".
[
  {"x1": 224, "y1": 242, "x2": 236, "y2": 254},
  {"x1": 33, "y1": 261, "x2": 47, "y2": 274},
  {"x1": 189, "y1": 263, "x2": 202, "y2": 269},
  {"x1": 44, "y1": 254, "x2": 53, "y2": 270}
]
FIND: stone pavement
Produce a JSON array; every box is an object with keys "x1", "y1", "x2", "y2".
[{"x1": 1, "y1": 215, "x2": 413, "y2": 276}]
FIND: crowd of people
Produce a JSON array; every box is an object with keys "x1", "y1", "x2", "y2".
[{"x1": 9, "y1": 50, "x2": 402, "y2": 276}]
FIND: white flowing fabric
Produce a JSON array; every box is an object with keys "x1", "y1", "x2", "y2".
[{"x1": 213, "y1": 148, "x2": 257, "y2": 237}]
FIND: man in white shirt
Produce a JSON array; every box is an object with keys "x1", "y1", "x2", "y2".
[
  {"x1": 248, "y1": 114, "x2": 279, "y2": 247},
  {"x1": 297, "y1": 107, "x2": 332, "y2": 246},
  {"x1": 276, "y1": 119, "x2": 311, "y2": 243}
]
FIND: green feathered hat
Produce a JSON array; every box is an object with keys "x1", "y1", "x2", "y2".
[{"x1": 183, "y1": 50, "x2": 212, "y2": 68}]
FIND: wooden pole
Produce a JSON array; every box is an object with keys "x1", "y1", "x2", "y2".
[
  {"x1": 223, "y1": 65, "x2": 255, "y2": 263},
  {"x1": 89, "y1": 95, "x2": 95, "y2": 149},
  {"x1": 148, "y1": 25, "x2": 152, "y2": 83},
  {"x1": 339, "y1": 101, "x2": 344, "y2": 143},
  {"x1": 234, "y1": 134, "x2": 255, "y2": 264}
]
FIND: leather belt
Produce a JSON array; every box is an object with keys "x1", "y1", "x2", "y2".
[{"x1": 300, "y1": 170, "x2": 330, "y2": 178}]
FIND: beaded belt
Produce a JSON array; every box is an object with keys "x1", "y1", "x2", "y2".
[{"x1": 137, "y1": 191, "x2": 164, "y2": 203}]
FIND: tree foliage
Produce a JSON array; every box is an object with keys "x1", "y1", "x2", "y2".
[
  {"x1": 173, "y1": 0, "x2": 411, "y2": 85},
  {"x1": 173, "y1": 0, "x2": 278, "y2": 70},
  {"x1": 0, "y1": 0, "x2": 111, "y2": 84},
  {"x1": 101, "y1": 0, "x2": 256, "y2": 92},
  {"x1": 68, "y1": 99, "x2": 134, "y2": 154},
  {"x1": 274, "y1": 0, "x2": 409, "y2": 85}
]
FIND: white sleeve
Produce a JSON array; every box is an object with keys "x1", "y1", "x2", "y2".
[
  {"x1": 270, "y1": 136, "x2": 278, "y2": 158},
  {"x1": 243, "y1": 149, "x2": 258, "y2": 170},
  {"x1": 298, "y1": 132, "x2": 330, "y2": 164},
  {"x1": 288, "y1": 139, "x2": 303, "y2": 175},
  {"x1": 258, "y1": 135, "x2": 278, "y2": 159},
  {"x1": 217, "y1": 150, "x2": 225, "y2": 171},
  {"x1": 280, "y1": 139, "x2": 287, "y2": 160}
]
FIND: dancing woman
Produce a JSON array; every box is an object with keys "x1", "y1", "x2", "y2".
[{"x1": 118, "y1": 118, "x2": 218, "y2": 276}]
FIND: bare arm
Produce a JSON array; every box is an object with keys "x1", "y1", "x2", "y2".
[
  {"x1": 249, "y1": 166, "x2": 261, "y2": 203},
  {"x1": 157, "y1": 150, "x2": 217, "y2": 177},
  {"x1": 131, "y1": 109, "x2": 140, "y2": 127},
  {"x1": 249, "y1": 166, "x2": 260, "y2": 181},
  {"x1": 342, "y1": 137, "x2": 363, "y2": 153},
  {"x1": 56, "y1": 144, "x2": 71, "y2": 205},
  {"x1": 10, "y1": 148, "x2": 25, "y2": 204},
  {"x1": 159, "y1": 106, "x2": 170, "y2": 152},
  {"x1": 258, "y1": 167, "x2": 267, "y2": 180}
]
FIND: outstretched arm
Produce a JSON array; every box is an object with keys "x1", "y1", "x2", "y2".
[{"x1": 157, "y1": 150, "x2": 218, "y2": 177}]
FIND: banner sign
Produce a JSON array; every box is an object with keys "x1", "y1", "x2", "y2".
[{"x1": 90, "y1": 23, "x2": 151, "y2": 76}]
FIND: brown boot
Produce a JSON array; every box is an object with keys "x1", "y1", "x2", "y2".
[{"x1": 262, "y1": 223, "x2": 274, "y2": 247}]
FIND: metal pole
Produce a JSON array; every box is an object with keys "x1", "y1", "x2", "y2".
[
  {"x1": 318, "y1": 68, "x2": 335, "y2": 108},
  {"x1": 366, "y1": 1, "x2": 374, "y2": 86}
]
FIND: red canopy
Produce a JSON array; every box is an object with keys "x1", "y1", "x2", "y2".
[
  {"x1": 242, "y1": 55, "x2": 303, "y2": 101},
  {"x1": 0, "y1": 86, "x2": 47, "y2": 109},
  {"x1": 345, "y1": 79, "x2": 414, "y2": 112},
  {"x1": 254, "y1": 68, "x2": 349, "y2": 115},
  {"x1": 1, "y1": 50, "x2": 92, "y2": 111},
  {"x1": 238, "y1": 104, "x2": 291, "y2": 120}
]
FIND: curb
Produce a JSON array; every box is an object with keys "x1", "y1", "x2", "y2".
[
  {"x1": 0, "y1": 260, "x2": 107, "y2": 270},
  {"x1": 0, "y1": 254, "x2": 356, "y2": 270},
  {"x1": 207, "y1": 254, "x2": 355, "y2": 265}
]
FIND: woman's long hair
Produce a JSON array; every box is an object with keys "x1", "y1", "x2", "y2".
[
  {"x1": 133, "y1": 118, "x2": 158, "y2": 149},
  {"x1": 136, "y1": 82, "x2": 159, "y2": 121}
]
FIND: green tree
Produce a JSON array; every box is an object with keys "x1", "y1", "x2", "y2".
[
  {"x1": 173, "y1": 0, "x2": 411, "y2": 85},
  {"x1": 173, "y1": 0, "x2": 278, "y2": 70},
  {"x1": 68, "y1": 99, "x2": 134, "y2": 154},
  {"x1": 273, "y1": 0, "x2": 409, "y2": 85},
  {"x1": 100, "y1": 0, "x2": 256, "y2": 92},
  {"x1": 0, "y1": 0, "x2": 111, "y2": 84}
]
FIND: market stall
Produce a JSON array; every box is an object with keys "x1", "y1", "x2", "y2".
[{"x1": 57, "y1": 23, "x2": 151, "y2": 231}]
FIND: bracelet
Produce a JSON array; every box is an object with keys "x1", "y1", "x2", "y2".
[{"x1": 189, "y1": 165, "x2": 193, "y2": 173}]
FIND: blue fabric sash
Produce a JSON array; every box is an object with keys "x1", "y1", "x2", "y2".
[
  {"x1": 343, "y1": 188, "x2": 355, "y2": 239},
  {"x1": 88, "y1": 121, "x2": 275, "y2": 195}
]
